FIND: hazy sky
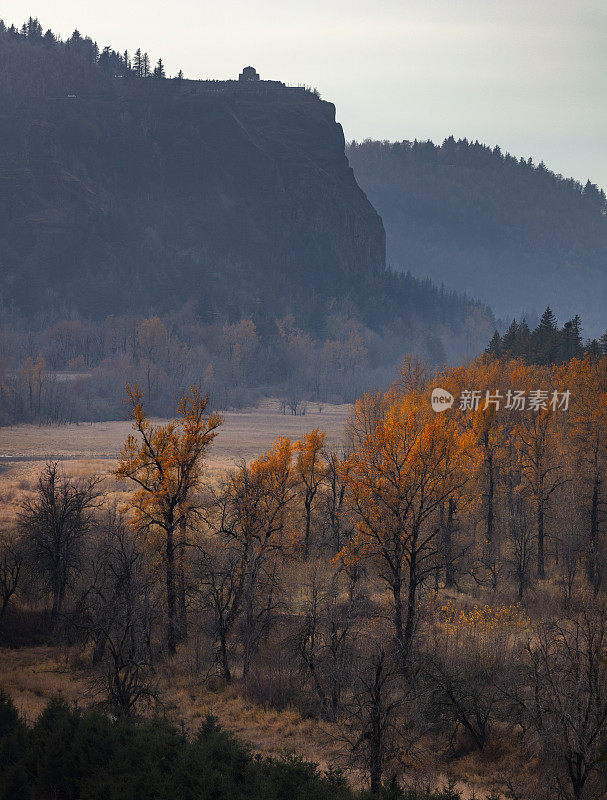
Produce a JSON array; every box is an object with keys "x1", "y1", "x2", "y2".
[{"x1": 4, "y1": 0, "x2": 606, "y2": 189}]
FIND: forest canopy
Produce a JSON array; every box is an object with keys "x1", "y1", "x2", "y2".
[{"x1": 347, "y1": 138, "x2": 607, "y2": 335}]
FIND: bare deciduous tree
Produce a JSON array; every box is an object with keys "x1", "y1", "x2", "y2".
[
  {"x1": 338, "y1": 640, "x2": 416, "y2": 794},
  {"x1": 191, "y1": 537, "x2": 247, "y2": 682},
  {"x1": 0, "y1": 530, "x2": 23, "y2": 621},
  {"x1": 18, "y1": 461, "x2": 102, "y2": 629},
  {"x1": 295, "y1": 570, "x2": 360, "y2": 721},
  {"x1": 75, "y1": 509, "x2": 158, "y2": 715},
  {"x1": 512, "y1": 610, "x2": 607, "y2": 800}
]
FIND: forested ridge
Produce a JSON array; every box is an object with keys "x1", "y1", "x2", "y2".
[
  {"x1": 0, "y1": 18, "x2": 494, "y2": 422},
  {"x1": 347, "y1": 139, "x2": 607, "y2": 335}
]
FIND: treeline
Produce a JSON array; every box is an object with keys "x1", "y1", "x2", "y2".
[
  {"x1": 0, "y1": 16, "x2": 173, "y2": 85},
  {"x1": 2, "y1": 355, "x2": 607, "y2": 797},
  {"x1": 0, "y1": 19, "x2": 493, "y2": 376},
  {"x1": 347, "y1": 138, "x2": 607, "y2": 334},
  {"x1": 0, "y1": 298, "x2": 492, "y2": 425},
  {"x1": 486, "y1": 307, "x2": 607, "y2": 364}
]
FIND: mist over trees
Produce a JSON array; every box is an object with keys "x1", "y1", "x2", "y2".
[
  {"x1": 0, "y1": 295, "x2": 493, "y2": 425},
  {"x1": 486, "y1": 307, "x2": 607, "y2": 364},
  {"x1": 2, "y1": 14, "x2": 607, "y2": 800},
  {"x1": 0, "y1": 17, "x2": 496, "y2": 423},
  {"x1": 347, "y1": 139, "x2": 607, "y2": 335}
]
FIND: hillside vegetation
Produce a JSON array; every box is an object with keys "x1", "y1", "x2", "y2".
[
  {"x1": 0, "y1": 19, "x2": 494, "y2": 422},
  {"x1": 347, "y1": 139, "x2": 607, "y2": 334}
]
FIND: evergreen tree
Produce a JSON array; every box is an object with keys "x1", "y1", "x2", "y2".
[
  {"x1": 153, "y1": 58, "x2": 165, "y2": 79},
  {"x1": 486, "y1": 330, "x2": 502, "y2": 357},
  {"x1": 516, "y1": 319, "x2": 531, "y2": 360},
  {"x1": 562, "y1": 315, "x2": 583, "y2": 359},
  {"x1": 99, "y1": 46, "x2": 112, "y2": 71},
  {"x1": 142, "y1": 52, "x2": 150, "y2": 77},
  {"x1": 501, "y1": 319, "x2": 519, "y2": 355},
  {"x1": 26, "y1": 17, "x2": 42, "y2": 38},
  {"x1": 532, "y1": 306, "x2": 559, "y2": 364},
  {"x1": 133, "y1": 48, "x2": 142, "y2": 77},
  {"x1": 537, "y1": 306, "x2": 558, "y2": 334}
]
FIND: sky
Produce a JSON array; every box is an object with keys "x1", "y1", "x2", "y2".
[{"x1": 3, "y1": 0, "x2": 606, "y2": 189}]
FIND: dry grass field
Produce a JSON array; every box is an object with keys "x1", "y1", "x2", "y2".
[
  {"x1": 0, "y1": 401, "x2": 370, "y2": 780},
  {"x1": 0, "y1": 400, "x2": 518, "y2": 796},
  {"x1": 0, "y1": 399, "x2": 349, "y2": 525}
]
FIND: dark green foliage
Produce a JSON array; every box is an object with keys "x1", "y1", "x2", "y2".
[
  {"x1": 0, "y1": 695, "x2": 476, "y2": 799},
  {"x1": 347, "y1": 139, "x2": 607, "y2": 336},
  {"x1": 486, "y1": 308, "x2": 603, "y2": 365},
  {"x1": 0, "y1": 691, "x2": 30, "y2": 800}
]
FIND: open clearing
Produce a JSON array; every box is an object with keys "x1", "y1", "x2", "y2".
[
  {"x1": 0, "y1": 399, "x2": 350, "y2": 523},
  {"x1": 0, "y1": 399, "x2": 496, "y2": 797},
  {"x1": 0, "y1": 398, "x2": 349, "y2": 467},
  {"x1": 0, "y1": 400, "x2": 360, "y2": 778}
]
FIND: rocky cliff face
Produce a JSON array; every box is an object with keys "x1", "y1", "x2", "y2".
[{"x1": 0, "y1": 74, "x2": 385, "y2": 320}]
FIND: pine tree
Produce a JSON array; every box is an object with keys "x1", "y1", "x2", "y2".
[
  {"x1": 153, "y1": 58, "x2": 165, "y2": 79},
  {"x1": 99, "y1": 45, "x2": 112, "y2": 71},
  {"x1": 562, "y1": 315, "x2": 583, "y2": 359},
  {"x1": 486, "y1": 330, "x2": 502, "y2": 357},
  {"x1": 533, "y1": 307, "x2": 559, "y2": 364},
  {"x1": 142, "y1": 53, "x2": 150, "y2": 77},
  {"x1": 537, "y1": 306, "x2": 558, "y2": 333},
  {"x1": 516, "y1": 319, "x2": 531, "y2": 360},
  {"x1": 133, "y1": 48, "x2": 142, "y2": 77},
  {"x1": 501, "y1": 319, "x2": 519, "y2": 356}
]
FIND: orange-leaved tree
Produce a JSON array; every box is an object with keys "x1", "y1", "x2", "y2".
[
  {"x1": 219, "y1": 436, "x2": 297, "y2": 676},
  {"x1": 114, "y1": 384, "x2": 222, "y2": 655},
  {"x1": 561, "y1": 355, "x2": 607, "y2": 593},
  {"x1": 339, "y1": 390, "x2": 471, "y2": 662},
  {"x1": 294, "y1": 427, "x2": 327, "y2": 559},
  {"x1": 516, "y1": 403, "x2": 567, "y2": 580}
]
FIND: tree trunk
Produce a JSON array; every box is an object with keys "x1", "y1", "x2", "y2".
[
  {"x1": 537, "y1": 498, "x2": 545, "y2": 580},
  {"x1": 50, "y1": 576, "x2": 64, "y2": 630},
  {"x1": 178, "y1": 519, "x2": 187, "y2": 640},
  {"x1": 392, "y1": 578, "x2": 403, "y2": 643},
  {"x1": 304, "y1": 496, "x2": 312, "y2": 560},
  {"x1": 487, "y1": 460, "x2": 497, "y2": 589},
  {"x1": 444, "y1": 499, "x2": 456, "y2": 588},
  {"x1": 587, "y1": 471, "x2": 601, "y2": 594},
  {"x1": 402, "y1": 530, "x2": 419, "y2": 661},
  {"x1": 219, "y1": 629, "x2": 231, "y2": 682},
  {"x1": 166, "y1": 525, "x2": 177, "y2": 656}
]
